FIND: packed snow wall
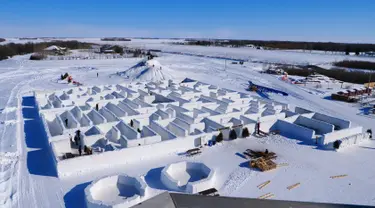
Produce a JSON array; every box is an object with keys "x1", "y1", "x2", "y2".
[
  {"x1": 275, "y1": 120, "x2": 316, "y2": 142},
  {"x1": 318, "y1": 126, "x2": 363, "y2": 146},
  {"x1": 56, "y1": 133, "x2": 210, "y2": 177},
  {"x1": 312, "y1": 113, "x2": 351, "y2": 130},
  {"x1": 294, "y1": 116, "x2": 335, "y2": 135}
]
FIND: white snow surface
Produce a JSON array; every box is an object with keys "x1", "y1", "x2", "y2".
[{"x1": 0, "y1": 40, "x2": 374, "y2": 208}]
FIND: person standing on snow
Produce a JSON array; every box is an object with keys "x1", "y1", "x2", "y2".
[
  {"x1": 74, "y1": 130, "x2": 82, "y2": 156},
  {"x1": 69, "y1": 134, "x2": 73, "y2": 148},
  {"x1": 255, "y1": 117, "x2": 260, "y2": 135}
]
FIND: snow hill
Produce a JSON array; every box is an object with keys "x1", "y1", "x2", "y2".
[{"x1": 117, "y1": 59, "x2": 173, "y2": 82}]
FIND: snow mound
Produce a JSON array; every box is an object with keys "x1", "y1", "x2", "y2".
[{"x1": 117, "y1": 59, "x2": 173, "y2": 82}]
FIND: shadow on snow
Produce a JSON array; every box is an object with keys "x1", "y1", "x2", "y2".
[
  {"x1": 22, "y1": 96, "x2": 57, "y2": 177},
  {"x1": 64, "y1": 182, "x2": 91, "y2": 208}
]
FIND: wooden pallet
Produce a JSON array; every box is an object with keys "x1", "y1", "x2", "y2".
[{"x1": 256, "y1": 158, "x2": 277, "y2": 171}]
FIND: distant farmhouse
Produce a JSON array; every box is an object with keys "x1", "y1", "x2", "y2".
[
  {"x1": 43, "y1": 45, "x2": 68, "y2": 55},
  {"x1": 30, "y1": 45, "x2": 69, "y2": 60},
  {"x1": 100, "y1": 45, "x2": 124, "y2": 54}
]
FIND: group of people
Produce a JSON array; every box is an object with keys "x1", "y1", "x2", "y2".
[{"x1": 69, "y1": 130, "x2": 93, "y2": 156}]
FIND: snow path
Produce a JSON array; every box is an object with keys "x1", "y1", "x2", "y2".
[
  {"x1": 17, "y1": 95, "x2": 64, "y2": 208},
  {"x1": 0, "y1": 59, "x2": 32, "y2": 207}
]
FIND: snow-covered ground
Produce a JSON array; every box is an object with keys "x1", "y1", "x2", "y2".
[{"x1": 0, "y1": 41, "x2": 375, "y2": 208}]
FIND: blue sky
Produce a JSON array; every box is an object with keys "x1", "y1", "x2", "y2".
[{"x1": 1, "y1": 0, "x2": 374, "y2": 42}]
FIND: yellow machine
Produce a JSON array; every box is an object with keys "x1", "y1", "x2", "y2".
[{"x1": 364, "y1": 82, "x2": 375, "y2": 88}]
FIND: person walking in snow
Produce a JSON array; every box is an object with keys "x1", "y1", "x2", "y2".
[
  {"x1": 65, "y1": 118, "x2": 68, "y2": 127},
  {"x1": 97, "y1": 72, "x2": 99, "y2": 78},
  {"x1": 96, "y1": 103, "x2": 99, "y2": 111},
  {"x1": 75, "y1": 130, "x2": 82, "y2": 156},
  {"x1": 367, "y1": 129, "x2": 372, "y2": 139},
  {"x1": 255, "y1": 117, "x2": 260, "y2": 135}
]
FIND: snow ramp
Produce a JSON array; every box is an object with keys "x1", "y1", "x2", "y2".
[{"x1": 117, "y1": 59, "x2": 173, "y2": 82}]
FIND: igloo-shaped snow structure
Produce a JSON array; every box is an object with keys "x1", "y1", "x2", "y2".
[
  {"x1": 161, "y1": 161, "x2": 215, "y2": 194},
  {"x1": 85, "y1": 175, "x2": 149, "y2": 208}
]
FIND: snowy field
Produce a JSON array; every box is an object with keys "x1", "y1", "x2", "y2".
[
  {"x1": 0, "y1": 40, "x2": 375, "y2": 208},
  {"x1": 74, "y1": 38, "x2": 375, "y2": 65}
]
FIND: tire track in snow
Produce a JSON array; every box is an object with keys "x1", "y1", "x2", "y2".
[
  {"x1": 0, "y1": 68, "x2": 46, "y2": 208},
  {"x1": 0, "y1": 60, "x2": 31, "y2": 208}
]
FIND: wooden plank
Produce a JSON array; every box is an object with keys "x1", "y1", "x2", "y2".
[
  {"x1": 257, "y1": 180, "x2": 271, "y2": 189},
  {"x1": 287, "y1": 182, "x2": 301, "y2": 190},
  {"x1": 263, "y1": 193, "x2": 275, "y2": 199},
  {"x1": 277, "y1": 163, "x2": 288, "y2": 167},
  {"x1": 198, "y1": 188, "x2": 218, "y2": 196},
  {"x1": 186, "y1": 148, "x2": 200, "y2": 154},
  {"x1": 330, "y1": 174, "x2": 348, "y2": 179},
  {"x1": 258, "y1": 192, "x2": 274, "y2": 199}
]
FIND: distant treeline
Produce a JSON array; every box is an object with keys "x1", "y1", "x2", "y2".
[
  {"x1": 19, "y1": 37, "x2": 38, "y2": 40},
  {"x1": 185, "y1": 39, "x2": 375, "y2": 53},
  {"x1": 0, "y1": 41, "x2": 93, "y2": 60},
  {"x1": 0, "y1": 38, "x2": 5, "y2": 43},
  {"x1": 101, "y1": 37, "x2": 131, "y2": 41},
  {"x1": 281, "y1": 65, "x2": 374, "y2": 84},
  {"x1": 334, "y1": 60, "x2": 375, "y2": 71}
]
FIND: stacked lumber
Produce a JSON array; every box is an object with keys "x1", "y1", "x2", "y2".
[
  {"x1": 252, "y1": 158, "x2": 277, "y2": 171},
  {"x1": 245, "y1": 149, "x2": 277, "y2": 160},
  {"x1": 246, "y1": 149, "x2": 277, "y2": 172}
]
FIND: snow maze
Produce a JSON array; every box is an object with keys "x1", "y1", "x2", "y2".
[
  {"x1": 161, "y1": 161, "x2": 215, "y2": 193},
  {"x1": 85, "y1": 175, "x2": 149, "y2": 208},
  {"x1": 32, "y1": 78, "x2": 371, "y2": 206}
]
